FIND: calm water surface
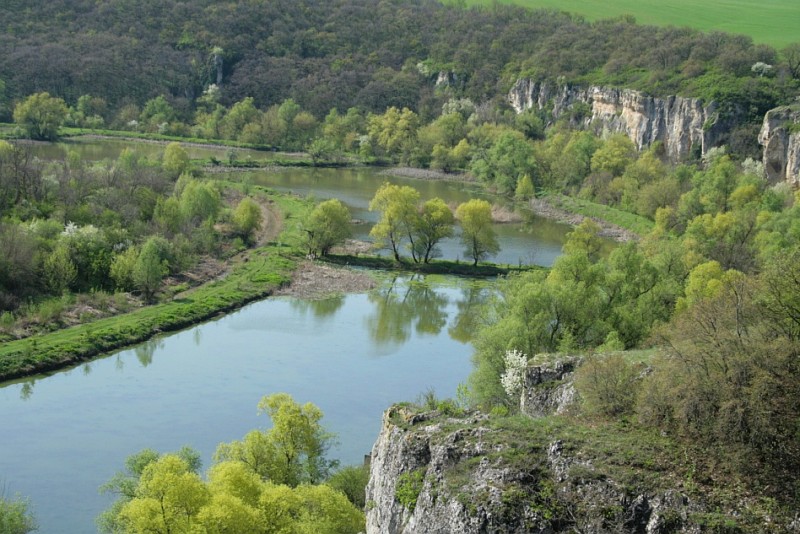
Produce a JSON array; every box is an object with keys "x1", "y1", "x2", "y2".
[
  {"x1": 6, "y1": 139, "x2": 577, "y2": 531},
  {"x1": 0, "y1": 275, "x2": 491, "y2": 533}
]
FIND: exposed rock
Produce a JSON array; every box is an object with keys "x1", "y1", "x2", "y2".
[
  {"x1": 365, "y1": 403, "x2": 711, "y2": 534},
  {"x1": 435, "y1": 71, "x2": 462, "y2": 89},
  {"x1": 759, "y1": 105, "x2": 800, "y2": 185},
  {"x1": 365, "y1": 355, "x2": 799, "y2": 533},
  {"x1": 519, "y1": 358, "x2": 578, "y2": 417},
  {"x1": 508, "y1": 80, "x2": 736, "y2": 163}
]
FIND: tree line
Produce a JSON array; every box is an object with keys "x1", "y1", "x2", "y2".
[
  {"x1": 303, "y1": 183, "x2": 499, "y2": 266},
  {"x1": 1, "y1": 0, "x2": 798, "y2": 130}
]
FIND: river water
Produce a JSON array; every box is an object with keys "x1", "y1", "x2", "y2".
[{"x1": 0, "y1": 276, "x2": 492, "y2": 533}]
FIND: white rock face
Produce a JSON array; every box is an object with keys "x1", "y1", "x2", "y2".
[
  {"x1": 759, "y1": 106, "x2": 800, "y2": 185},
  {"x1": 507, "y1": 80, "x2": 729, "y2": 163}
]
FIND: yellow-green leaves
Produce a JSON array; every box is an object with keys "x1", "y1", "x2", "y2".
[
  {"x1": 368, "y1": 182, "x2": 420, "y2": 261},
  {"x1": 455, "y1": 199, "x2": 498, "y2": 266},
  {"x1": 100, "y1": 396, "x2": 364, "y2": 534}
]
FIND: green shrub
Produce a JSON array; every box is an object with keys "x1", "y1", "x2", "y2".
[
  {"x1": 395, "y1": 469, "x2": 425, "y2": 512},
  {"x1": 327, "y1": 464, "x2": 370, "y2": 509},
  {"x1": 574, "y1": 353, "x2": 642, "y2": 417}
]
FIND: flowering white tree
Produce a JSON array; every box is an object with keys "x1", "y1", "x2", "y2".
[{"x1": 500, "y1": 349, "x2": 528, "y2": 398}]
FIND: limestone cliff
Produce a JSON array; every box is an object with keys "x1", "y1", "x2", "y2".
[
  {"x1": 365, "y1": 361, "x2": 789, "y2": 533},
  {"x1": 759, "y1": 105, "x2": 800, "y2": 185},
  {"x1": 507, "y1": 80, "x2": 734, "y2": 163}
]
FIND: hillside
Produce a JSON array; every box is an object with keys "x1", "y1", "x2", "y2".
[{"x1": 0, "y1": 0, "x2": 797, "y2": 124}]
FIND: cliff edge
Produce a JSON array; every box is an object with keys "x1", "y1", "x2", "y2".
[{"x1": 365, "y1": 360, "x2": 796, "y2": 533}]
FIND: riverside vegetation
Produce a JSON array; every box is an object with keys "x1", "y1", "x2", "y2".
[{"x1": 2, "y1": 0, "x2": 800, "y2": 531}]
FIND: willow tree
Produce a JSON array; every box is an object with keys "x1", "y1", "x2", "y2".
[
  {"x1": 13, "y1": 92, "x2": 67, "y2": 141},
  {"x1": 456, "y1": 199, "x2": 498, "y2": 266},
  {"x1": 413, "y1": 197, "x2": 455, "y2": 263},
  {"x1": 368, "y1": 182, "x2": 420, "y2": 262},
  {"x1": 303, "y1": 198, "x2": 351, "y2": 257}
]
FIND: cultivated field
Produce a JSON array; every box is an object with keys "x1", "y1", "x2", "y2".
[{"x1": 457, "y1": 0, "x2": 798, "y2": 48}]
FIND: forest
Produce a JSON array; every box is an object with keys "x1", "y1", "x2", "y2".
[{"x1": 1, "y1": 0, "x2": 798, "y2": 124}]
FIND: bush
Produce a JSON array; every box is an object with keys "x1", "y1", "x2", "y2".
[
  {"x1": 574, "y1": 353, "x2": 642, "y2": 417},
  {"x1": 327, "y1": 464, "x2": 370, "y2": 509},
  {"x1": 395, "y1": 469, "x2": 425, "y2": 512}
]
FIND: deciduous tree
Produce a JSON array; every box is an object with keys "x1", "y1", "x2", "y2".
[
  {"x1": 303, "y1": 198, "x2": 351, "y2": 257},
  {"x1": 134, "y1": 237, "x2": 169, "y2": 301},
  {"x1": 412, "y1": 197, "x2": 454, "y2": 263},
  {"x1": 214, "y1": 393, "x2": 337, "y2": 487},
  {"x1": 232, "y1": 197, "x2": 262, "y2": 245},
  {"x1": 162, "y1": 142, "x2": 189, "y2": 179},
  {"x1": 455, "y1": 199, "x2": 498, "y2": 266},
  {"x1": 369, "y1": 182, "x2": 420, "y2": 262},
  {"x1": 13, "y1": 92, "x2": 67, "y2": 141},
  {"x1": 0, "y1": 494, "x2": 37, "y2": 534}
]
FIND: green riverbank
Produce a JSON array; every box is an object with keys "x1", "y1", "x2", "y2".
[{"x1": 0, "y1": 189, "x2": 306, "y2": 382}]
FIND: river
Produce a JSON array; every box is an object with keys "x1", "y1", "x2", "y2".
[
  {"x1": 29, "y1": 137, "x2": 575, "y2": 267},
  {"x1": 0, "y1": 275, "x2": 493, "y2": 533}
]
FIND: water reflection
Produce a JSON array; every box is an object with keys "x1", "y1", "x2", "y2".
[
  {"x1": 365, "y1": 275, "x2": 450, "y2": 347},
  {"x1": 289, "y1": 295, "x2": 346, "y2": 319},
  {"x1": 19, "y1": 380, "x2": 34, "y2": 400},
  {"x1": 449, "y1": 282, "x2": 494, "y2": 343},
  {"x1": 0, "y1": 273, "x2": 489, "y2": 533},
  {"x1": 134, "y1": 337, "x2": 164, "y2": 367}
]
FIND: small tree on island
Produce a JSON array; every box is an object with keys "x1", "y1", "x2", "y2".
[
  {"x1": 412, "y1": 197, "x2": 455, "y2": 263},
  {"x1": 368, "y1": 182, "x2": 419, "y2": 262},
  {"x1": 456, "y1": 199, "x2": 499, "y2": 266}
]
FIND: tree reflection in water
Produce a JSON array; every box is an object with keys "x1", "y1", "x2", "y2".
[
  {"x1": 289, "y1": 295, "x2": 346, "y2": 320},
  {"x1": 134, "y1": 337, "x2": 164, "y2": 367},
  {"x1": 448, "y1": 281, "x2": 492, "y2": 344},
  {"x1": 365, "y1": 275, "x2": 449, "y2": 346}
]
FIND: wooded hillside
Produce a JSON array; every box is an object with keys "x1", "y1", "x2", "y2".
[{"x1": 0, "y1": 0, "x2": 797, "y2": 122}]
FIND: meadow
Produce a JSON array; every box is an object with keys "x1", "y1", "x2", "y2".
[{"x1": 456, "y1": 0, "x2": 798, "y2": 48}]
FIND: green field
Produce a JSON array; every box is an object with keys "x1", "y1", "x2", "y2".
[{"x1": 456, "y1": 0, "x2": 798, "y2": 48}]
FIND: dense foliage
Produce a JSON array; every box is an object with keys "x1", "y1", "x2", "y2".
[
  {"x1": 0, "y1": 0, "x2": 797, "y2": 129},
  {"x1": 99, "y1": 394, "x2": 365, "y2": 534},
  {"x1": 0, "y1": 494, "x2": 37, "y2": 534},
  {"x1": 468, "y1": 148, "x2": 800, "y2": 511},
  {"x1": 0, "y1": 141, "x2": 264, "y2": 336}
]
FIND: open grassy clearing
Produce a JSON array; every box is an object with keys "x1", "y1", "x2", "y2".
[
  {"x1": 453, "y1": 0, "x2": 798, "y2": 48},
  {"x1": 543, "y1": 194, "x2": 655, "y2": 236}
]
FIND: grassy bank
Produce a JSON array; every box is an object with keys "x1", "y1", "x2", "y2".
[
  {"x1": 544, "y1": 194, "x2": 655, "y2": 236},
  {"x1": 0, "y1": 190, "x2": 309, "y2": 382}
]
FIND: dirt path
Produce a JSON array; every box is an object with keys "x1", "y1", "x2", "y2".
[{"x1": 169, "y1": 192, "x2": 283, "y2": 298}]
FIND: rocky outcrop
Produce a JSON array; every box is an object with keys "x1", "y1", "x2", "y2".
[
  {"x1": 365, "y1": 357, "x2": 796, "y2": 533},
  {"x1": 365, "y1": 404, "x2": 708, "y2": 534},
  {"x1": 519, "y1": 358, "x2": 578, "y2": 418},
  {"x1": 508, "y1": 80, "x2": 735, "y2": 163},
  {"x1": 759, "y1": 105, "x2": 800, "y2": 185}
]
